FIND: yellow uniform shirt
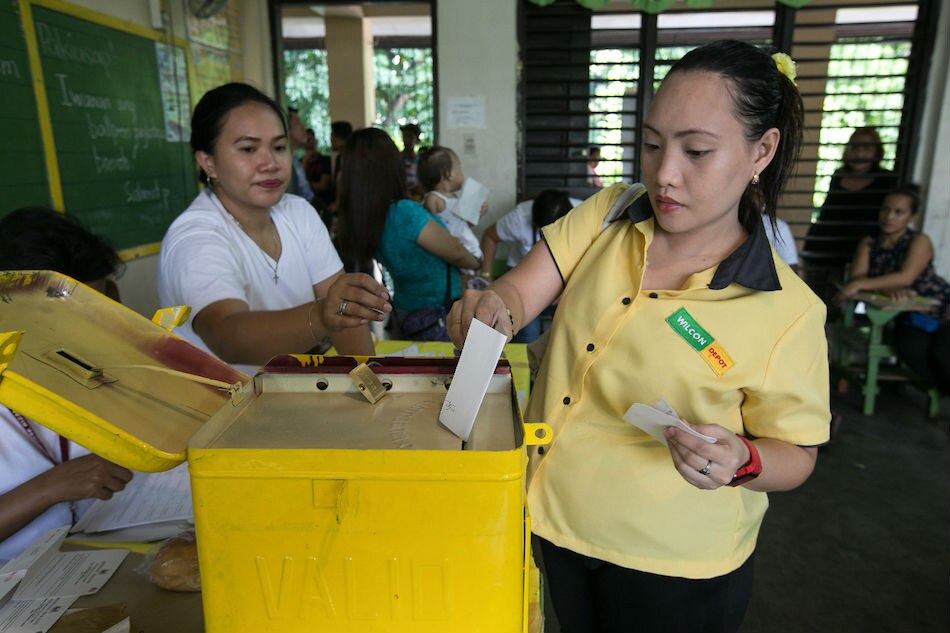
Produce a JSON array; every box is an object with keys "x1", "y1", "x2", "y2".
[{"x1": 525, "y1": 184, "x2": 830, "y2": 579}]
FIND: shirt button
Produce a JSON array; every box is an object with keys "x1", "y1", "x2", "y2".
[
  {"x1": 649, "y1": 292, "x2": 659, "y2": 299},
  {"x1": 622, "y1": 297, "x2": 631, "y2": 305},
  {"x1": 586, "y1": 343, "x2": 595, "y2": 352},
  {"x1": 563, "y1": 396, "x2": 571, "y2": 405}
]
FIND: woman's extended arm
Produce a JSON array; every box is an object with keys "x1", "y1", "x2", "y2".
[
  {"x1": 415, "y1": 219, "x2": 481, "y2": 271},
  {"x1": 479, "y1": 224, "x2": 501, "y2": 278},
  {"x1": 839, "y1": 233, "x2": 933, "y2": 298},
  {"x1": 448, "y1": 239, "x2": 564, "y2": 344},
  {"x1": 193, "y1": 272, "x2": 389, "y2": 364}
]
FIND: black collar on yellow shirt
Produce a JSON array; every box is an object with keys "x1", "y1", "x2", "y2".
[{"x1": 622, "y1": 193, "x2": 781, "y2": 292}]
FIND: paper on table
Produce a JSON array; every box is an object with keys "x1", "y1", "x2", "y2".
[
  {"x1": 0, "y1": 526, "x2": 128, "y2": 633},
  {"x1": 0, "y1": 595, "x2": 78, "y2": 633},
  {"x1": 453, "y1": 177, "x2": 490, "y2": 225},
  {"x1": 13, "y1": 549, "x2": 128, "y2": 600},
  {"x1": 623, "y1": 402, "x2": 717, "y2": 447},
  {"x1": 439, "y1": 318, "x2": 507, "y2": 442},
  {"x1": 0, "y1": 527, "x2": 69, "y2": 603},
  {"x1": 71, "y1": 463, "x2": 192, "y2": 535}
]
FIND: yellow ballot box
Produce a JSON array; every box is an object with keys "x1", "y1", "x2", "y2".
[{"x1": 0, "y1": 271, "x2": 551, "y2": 633}]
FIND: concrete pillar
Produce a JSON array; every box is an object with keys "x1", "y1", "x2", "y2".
[{"x1": 325, "y1": 12, "x2": 375, "y2": 128}]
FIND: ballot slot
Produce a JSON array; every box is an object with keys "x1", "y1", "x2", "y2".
[{"x1": 199, "y1": 370, "x2": 517, "y2": 452}]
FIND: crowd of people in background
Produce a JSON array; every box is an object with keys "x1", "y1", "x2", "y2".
[{"x1": 2, "y1": 43, "x2": 949, "y2": 613}]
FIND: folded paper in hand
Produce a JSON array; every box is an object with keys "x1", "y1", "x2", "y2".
[
  {"x1": 453, "y1": 177, "x2": 490, "y2": 225},
  {"x1": 623, "y1": 401, "x2": 717, "y2": 446}
]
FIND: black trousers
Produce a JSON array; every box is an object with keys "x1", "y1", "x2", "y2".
[
  {"x1": 537, "y1": 536, "x2": 754, "y2": 633},
  {"x1": 894, "y1": 318, "x2": 950, "y2": 394}
]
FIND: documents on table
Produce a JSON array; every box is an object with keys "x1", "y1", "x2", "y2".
[
  {"x1": 623, "y1": 400, "x2": 717, "y2": 447},
  {"x1": 0, "y1": 526, "x2": 127, "y2": 633},
  {"x1": 70, "y1": 463, "x2": 193, "y2": 542},
  {"x1": 440, "y1": 318, "x2": 507, "y2": 442},
  {"x1": 454, "y1": 177, "x2": 490, "y2": 225}
]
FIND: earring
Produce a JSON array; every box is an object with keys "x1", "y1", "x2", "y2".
[{"x1": 751, "y1": 173, "x2": 760, "y2": 185}]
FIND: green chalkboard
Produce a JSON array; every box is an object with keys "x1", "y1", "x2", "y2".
[
  {"x1": 31, "y1": 5, "x2": 196, "y2": 252},
  {"x1": 0, "y1": 2, "x2": 50, "y2": 215}
]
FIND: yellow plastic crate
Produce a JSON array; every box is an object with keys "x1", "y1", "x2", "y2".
[{"x1": 0, "y1": 271, "x2": 550, "y2": 633}]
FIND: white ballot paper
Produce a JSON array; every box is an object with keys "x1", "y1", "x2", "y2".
[
  {"x1": 71, "y1": 462, "x2": 192, "y2": 539},
  {"x1": 453, "y1": 177, "x2": 490, "y2": 225},
  {"x1": 440, "y1": 318, "x2": 507, "y2": 442},
  {"x1": 623, "y1": 401, "x2": 717, "y2": 447},
  {"x1": 0, "y1": 527, "x2": 127, "y2": 633}
]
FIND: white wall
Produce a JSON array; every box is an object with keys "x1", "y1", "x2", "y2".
[
  {"x1": 915, "y1": 0, "x2": 950, "y2": 280},
  {"x1": 434, "y1": 0, "x2": 520, "y2": 230}
]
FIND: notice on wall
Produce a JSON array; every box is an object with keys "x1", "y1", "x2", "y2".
[{"x1": 447, "y1": 96, "x2": 486, "y2": 129}]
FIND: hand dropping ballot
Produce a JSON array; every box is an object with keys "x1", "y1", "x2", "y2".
[
  {"x1": 440, "y1": 318, "x2": 507, "y2": 442},
  {"x1": 623, "y1": 399, "x2": 717, "y2": 447}
]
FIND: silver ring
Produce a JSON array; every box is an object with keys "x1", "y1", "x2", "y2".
[
  {"x1": 698, "y1": 459, "x2": 712, "y2": 477},
  {"x1": 337, "y1": 300, "x2": 347, "y2": 316}
]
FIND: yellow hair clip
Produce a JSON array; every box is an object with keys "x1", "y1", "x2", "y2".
[{"x1": 771, "y1": 52, "x2": 797, "y2": 86}]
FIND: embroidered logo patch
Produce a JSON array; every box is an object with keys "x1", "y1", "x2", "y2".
[{"x1": 665, "y1": 307, "x2": 734, "y2": 376}]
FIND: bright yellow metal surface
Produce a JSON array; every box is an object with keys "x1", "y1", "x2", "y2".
[
  {"x1": 0, "y1": 271, "x2": 246, "y2": 471},
  {"x1": 186, "y1": 363, "x2": 536, "y2": 633},
  {"x1": 1, "y1": 276, "x2": 547, "y2": 631}
]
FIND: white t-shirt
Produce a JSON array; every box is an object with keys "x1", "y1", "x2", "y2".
[
  {"x1": 762, "y1": 215, "x2": 800, "y2": 266},
  {"x1": 157, "y1": 190, "x2": 343, "y2": 376},
  {"x1": 424, "y1": 191, "x2": 483, "y2": 263},
  {"x1": 495, "y1": 198, "x2": 584, "y2": 267},
  {"x1": 0, "y1": 408, "x2": 91, "y2": 564}
]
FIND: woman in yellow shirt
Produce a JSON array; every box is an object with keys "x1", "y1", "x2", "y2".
[{"x1": 450, "y1": 40, "x2": 829, "y2": 633}]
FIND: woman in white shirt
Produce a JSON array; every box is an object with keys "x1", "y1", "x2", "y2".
[{"x1": 158, "y1": 83, "x2": 392, "y2": 375}]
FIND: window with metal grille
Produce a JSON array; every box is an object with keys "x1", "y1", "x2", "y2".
[{"x1": 519, "y1": 0, "x2": 936, "y2": 273}]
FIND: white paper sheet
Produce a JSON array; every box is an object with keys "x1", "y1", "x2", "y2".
[
  {"x1": 440, "y1": 318, "x2": 507, "y2": 442},
  {"x1": 453, "y1": 177, "x2": 490, "y2": 225},
  {"x1": 0, "y1": 527, "x2": 128, "y2": 633},
  {"x1": 71, "y1": 463, "x2": 192, "y2": 534},
  {"x1": 0, "y1": 595, "x2": 78, "y2": 632},
  {"x1": 0, "y1": 527, "x2": 69, "y2": 603},
  {"x1": 623, "y1": 402, "x2": 717, "y2": 447},
  {"x1": 446, "y1": 96, "x2": 486, "y2": 129}
]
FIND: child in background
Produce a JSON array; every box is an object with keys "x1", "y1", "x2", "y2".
[
  {"x1": 479, "y1": 189, "x2": 576, "y2": 342},
  {"x1": 418, "y1": 146, "x2": 486, "y2": 287}
]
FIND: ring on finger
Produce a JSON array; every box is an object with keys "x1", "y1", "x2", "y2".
[
  {"x1": 697, "y1": 459, "x2": 712, "y2": 477},
  {"x1": 337, "y1": 300, "x2": 347, "y2": 316}
]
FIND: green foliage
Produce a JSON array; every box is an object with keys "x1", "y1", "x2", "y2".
[
  {"x1": 283, "y1": 49, "x2": 332, "y2": 149},
  {"x1": 282, "y1": 47, "x2": 434, "y2": 151},
  {"x1": 374, "y1": 48, "x2": 434, "y2": 149}
]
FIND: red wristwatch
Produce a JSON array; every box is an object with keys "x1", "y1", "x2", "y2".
[{"x1": 728, "y1": 435, "x2": 762, "y2": 487}]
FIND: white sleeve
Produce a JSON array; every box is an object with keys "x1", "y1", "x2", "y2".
[
  {"x1": 772, "y1": 219, "x2": 800, "y2": 266},
  {"x1": 495, "y1": 204, "x2": 529, "y2": 243}
]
